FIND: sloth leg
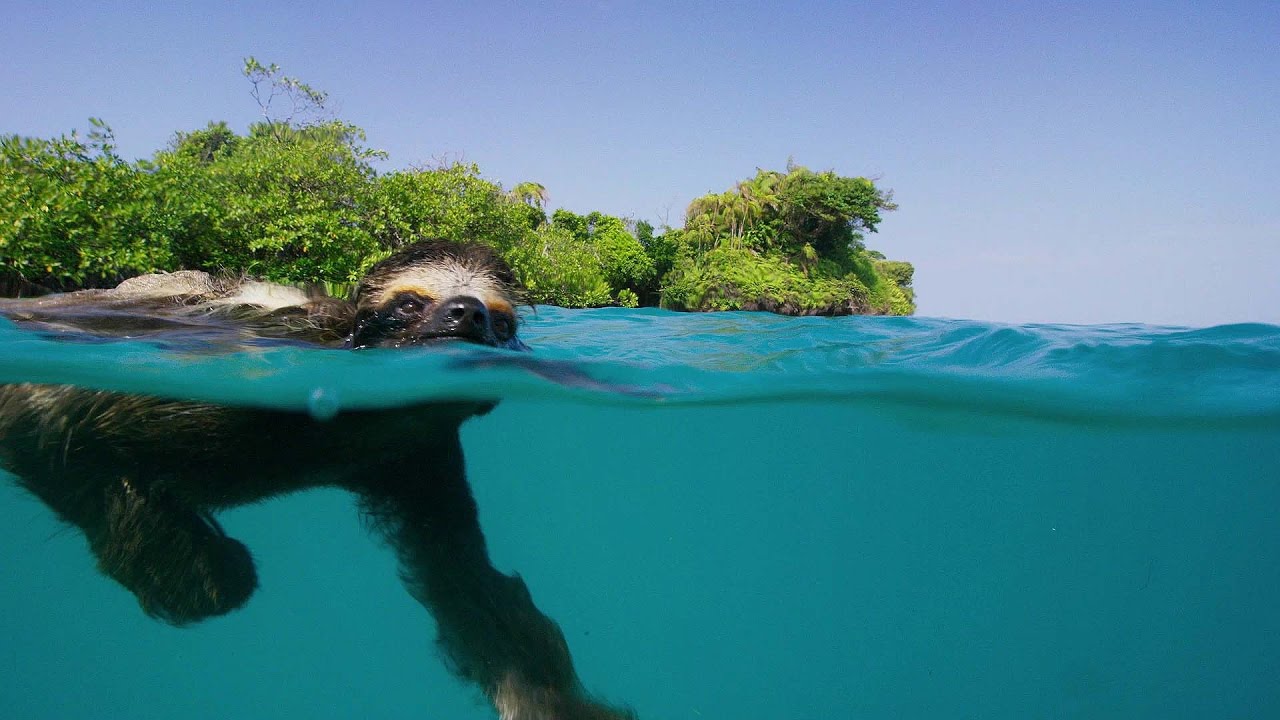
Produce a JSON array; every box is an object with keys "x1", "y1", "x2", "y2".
[
  {"x1": 89, "y1": 477, "x2": 258, "y2": 625},
  {"x1": 360, "y1": 432, "x2": 635, "y2": 720}
]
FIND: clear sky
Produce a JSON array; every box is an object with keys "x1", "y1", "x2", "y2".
[{"x1": 3, "y1": 0, "x2": 1277, "y2": 327}]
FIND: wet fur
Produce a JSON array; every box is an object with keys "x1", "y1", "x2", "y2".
[{"x1": 0, "y1": 240, "x2": 634, "y2": 720}]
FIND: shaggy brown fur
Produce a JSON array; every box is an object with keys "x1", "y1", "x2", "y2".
[{"x1": 0, "y1": 239, "x2": 634, "y2": 720}]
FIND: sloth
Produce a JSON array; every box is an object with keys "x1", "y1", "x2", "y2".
[{"x1": 0, "y1": 239, "x2": 635, "y2": 720}]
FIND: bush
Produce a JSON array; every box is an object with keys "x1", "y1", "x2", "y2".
[
  {"x1": 1, "y1": 127, "x2": 176, "y2": 289},
  {"x1": 660, "y1": 243, "x2": 916, "y2": 316},
  {"x1": 662, "y1": 246, "x2": 866, "y2": 314},
  {"x1": 503, "y1": 225, "x2": 612, "y2": 307},
  {"x1": 1, "y1": 98, "x2": 916, "y2": 316},
  {"x1": 593, "y1": 222, "x2": 654, "y2": 296},
  {"x1": 153, "y1": 121, "x2": 381, "y2": 283},
  {"x1": 366, "y1": 162, "x2": 530, "y2": 256}
]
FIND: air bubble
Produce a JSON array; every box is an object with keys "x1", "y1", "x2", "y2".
[{"x1": 307, "y1": 387, "x2": 341, "y2": 421}]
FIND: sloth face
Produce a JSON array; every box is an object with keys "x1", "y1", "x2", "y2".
[{"x1": 349, "y1": 241, "x2": 527, "y2": 351}]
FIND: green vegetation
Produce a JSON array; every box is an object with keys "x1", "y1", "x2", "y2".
[
  {"x1": 1, "y1": 60, "x2": 913, "y2": 315},
  {"x1": 660, "y1": 166, "x2": 912, "y2": 314},
  {"x1": 0, "y1": 120, "x2": 176, "y2": 290}
]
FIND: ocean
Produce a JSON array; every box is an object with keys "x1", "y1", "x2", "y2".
[{"x1": 1, "y1": 307, "x2": 1278, "y2": 719}]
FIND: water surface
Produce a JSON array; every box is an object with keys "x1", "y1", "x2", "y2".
[{"x1": 2, "y1": 308, "x2": 1278, "y2": 718}]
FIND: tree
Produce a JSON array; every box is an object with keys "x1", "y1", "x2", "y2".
[
  {"x1": 682, "y1": 165, "x2": 897, "y2": 260},
  {"x1": 0, "y1": 58, "x2": 916, "y2": 315},
  {"x1": 587, "y1": 213, "x2": 654, "y2": 300},
  {"x1": 0, "y1": 123, "x2": 176, "y2": 290},
  {"x1": 366, "y1": 162, "x2": 530, "y2": 257},
  {"x1": 168, "y1": 121, "x2": 241, "y2": 163},
  {"x1": 508, "y1": 181, "x2": 549, "y2": 229},
  {"x1": 503, "y1": 224, "x2": 612, "y2": 307},
  {"x1": 772, "y1": 166, "x2": 897, "y2": 258},
  {"x1": 662, "y1": 165, "x2": 912, "y2": 315},
  {"x1": 508, "y1": 181, "x2": 549, "y2": 210},
  {"x1": 501, "y1": 209, "x2": 657, "y2": 307},
  {"x1": 242, "y1": 57, "x2": 331, "y2": 142},
  {"x1": 152, "y1": 120, "x2": 382, "y2": 282}
]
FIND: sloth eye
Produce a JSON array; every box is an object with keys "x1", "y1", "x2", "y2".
[
  {"x1": 393, "y1": 295, "x2": 426, "y2": 319},
  {"x1": 491, "y1": 315, "x2": 514, "y2": 341}
]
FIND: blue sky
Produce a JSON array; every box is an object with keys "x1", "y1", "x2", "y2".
[{"x1": 3, "y1": 0, "x2": 1277, "y2": 326}]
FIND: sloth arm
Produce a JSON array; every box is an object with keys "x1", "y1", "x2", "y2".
[
  {"x1": 356, "y1": 428, "x2": 634, "y2": 720},
  {"x1": 0, "y1": 386, "x2": 261, "y2": 625},
  {"x1": 448, "y1": 354, "x2": 663, "y2": 400},
  {"x1": 90, "y1": 475, "x2": 259, "y2": 625}
]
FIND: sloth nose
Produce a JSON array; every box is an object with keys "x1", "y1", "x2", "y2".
[{"x1": 439, "y1": 296, "x2": 490, "y2": 340}]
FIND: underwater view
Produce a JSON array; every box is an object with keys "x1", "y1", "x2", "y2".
[{"x1": 2, "y1": 307, "x2": 1278, "y2": 719}]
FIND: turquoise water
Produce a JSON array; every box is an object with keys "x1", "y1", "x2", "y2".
[{"x1": 1, "y1": 308, "x2": 1278, "y2": 719}]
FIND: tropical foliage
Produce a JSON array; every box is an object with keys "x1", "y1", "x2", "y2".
[
  {"x1": 1, "y1": 61, "x2": 913, "y2": 315},
  {"x1": 0, "y1": 121, "x2": 176, "y2": 290},
  {"x1": 663, "y1": 164, "x2": 912, "y2": 314}
]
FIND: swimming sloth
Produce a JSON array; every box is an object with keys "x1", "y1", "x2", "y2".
[{"x1": 0, "y1": 240, "x2": 636, "y2": 720}]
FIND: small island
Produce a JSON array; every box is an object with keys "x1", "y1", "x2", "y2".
[{"x1": 1, "y1": 60, "x2": 912, "y2": 316}]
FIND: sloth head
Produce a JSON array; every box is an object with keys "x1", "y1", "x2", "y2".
[{"x1": 348, "y1": 240, "x2": 527, "y2": 351}]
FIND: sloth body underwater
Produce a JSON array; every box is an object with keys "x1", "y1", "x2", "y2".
[{"x1": 0, "y1": 240, "x2": 635, "y2": 720}]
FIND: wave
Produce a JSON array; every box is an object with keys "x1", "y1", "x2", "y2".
[{"x1": 1, "y1": 308, "x2": 1277, "y2": 427}]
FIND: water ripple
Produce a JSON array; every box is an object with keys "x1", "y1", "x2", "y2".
[{"x1": 2, "y1": 309, "x2": 1277, "y2": 427}]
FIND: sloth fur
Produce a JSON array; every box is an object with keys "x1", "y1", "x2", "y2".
[{"x1": 0, "y1": 239, "x2": 634, "y2": 720}]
